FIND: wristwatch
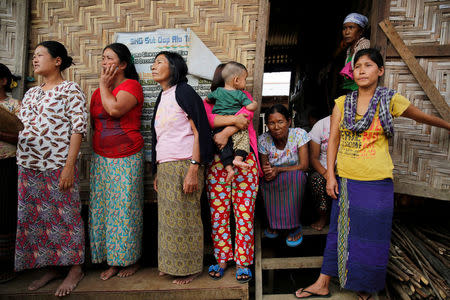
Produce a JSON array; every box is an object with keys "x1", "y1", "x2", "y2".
[{"x1": 190, "y1": 159, "x2": 201, "y2": 165}]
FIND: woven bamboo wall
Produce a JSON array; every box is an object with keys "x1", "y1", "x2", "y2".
[
  {"x1": 386, "y1": 0, "x2": 450, "y2": 200},
  {"x1": 28, "y1": 0, "x2": 260, "y2": 200}
]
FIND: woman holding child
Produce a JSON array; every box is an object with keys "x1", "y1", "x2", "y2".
[
  {"x1": 151, "y1": 51, "x2": 214, "y2": 284},
  {"x1": 295, "y1": 48, "x2": 450, "y2": 300},
  {"x1": 258, "y1": 104, "x2": 310, "y2": 247},
  {"x1": 204, "y1": 62, "x2": 260, "y2": 283}
]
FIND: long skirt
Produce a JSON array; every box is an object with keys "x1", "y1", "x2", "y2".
[
  {"x1": 15, "y1": 166, "x2": 85, "y2": 271},
  {"x1": 206, "y1": 153, "x2": 259, "y2": 266},
  {"x1": 157, "y1": 160, "x2": 204, "y2": 276},
  {"x1": 321, "y1": 177, "x2": 394, "y2": 293},
  {"x1": 0, "y1": 157, "x2": 18, "y2": 277},
  {"x1": 261, "y1": 170, "x2": 306, "y2": 229},
  {"x1": 89, "y1": 150, "x2": 144, "y2": 266}
]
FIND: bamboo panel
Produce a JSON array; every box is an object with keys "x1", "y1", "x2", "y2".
[
  {"x1": 384, "y1": 59, "x2": 450, "y2": 192},
  {"x1": 389, "y1": 0, "x2": 450, "y2": 45},
  {"x1": 29, "y1": 0, "x2": 260, "y2": 200},
  {"x1": 0, "y1": 0, "x2": 18, "y2": 70}
]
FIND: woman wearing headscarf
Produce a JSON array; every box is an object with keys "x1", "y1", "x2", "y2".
[{"x1": 337, "y1": 13, "x2": 370, "y2": 92}]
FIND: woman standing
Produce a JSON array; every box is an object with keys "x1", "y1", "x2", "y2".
[
  {"x1": 295, "y1": 49, "x2": 450, "y2": 299},
  {"x1": 337, "y1": 13, "x2": 370, "y2": 92},
  {"x1": 204, "y1": 63, "x2": 260, "y2": 283},
  {"x1": 151, "y1": 51, "x2": 214, "y2": 284},
  {"x1": 258, "y1": 104, "x2": 310, "y2": 246},
  {"x1": 0, "y1": 64, "x2": 21, "y2": 282},
  {"x1": 89, "y1": 43, "x2": 144, "y2": 280},
  {"x1": 15, "y1": 41, "x2": 87, "y2": 297}
]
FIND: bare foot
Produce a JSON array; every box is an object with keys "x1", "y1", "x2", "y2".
[
  {"x1": 287, "y1": 228, "x2": 302, "y2": 242},
  {"x1": 28, "y1": 268, "x2": 61, "y2": 291},
  {"x1": 100, "y1": 266, "x2": 119, "y2": 281},
  {"x1": 295, "y1": 284, "x2": 329, "y2": 298},
  {"x1": 233, "y1": 157, "x2": 250, "y2": 170},
  {"x1": 117, "y1": 263, "x2": 140, "y2": 278},
  {"x1": 172, "y1": 272, "x2": 201, "y2": 284},
  {"x1": 225, "y1": 165, "x2": 235, "y2": 183},
  {"x1": 311, "y1": 214, "x2": 327, "y2": 231},
  {"x1": 159, "y1": 271, "x2": 168, "y2": 276},
  {"x1": 55, "y1": 265, "x2": 84, "y2": 297}
]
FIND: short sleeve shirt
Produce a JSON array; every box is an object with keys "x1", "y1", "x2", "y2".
[
  {"x1": 335, "y1": 93, "x2": 411, "y2": 180},
  {"x1": 308, "y1": 116, "x2": 331, "y2": 169},
  {"x1": 0, "y1": 97, "x2": 21, "y2": 159},
  {"x1": 258, "y1": 128, "x2": 310, "y2": 167},
  {"x1": 17, "y1": 81, "x2": 87, "y2": 171},
  {"x1": 209, "y1": 88, "x2": 252, "y2": 115},
  {"x1": 91, "y1": 79, "x2": 144, "y2": 158}
]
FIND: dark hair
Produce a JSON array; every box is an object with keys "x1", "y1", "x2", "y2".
[
  {"x1": 354, "y1": 48, "x2": 384, "y2": 68},
  {"x1": 104, "y1": 43, "x2": 139, "y2": 81},
  {"x1": 210, "y1": 63, "x2": 226, "y2": 92},
  {"x1": 38, "y1": 41, "x2": 74, "y2": 71},
  {"x1": 154, "y1": 51, "x2": 188, "y2": 87},
  {"x1": 265, "y1": 104, "x2": 291, "y2": 124},
  {"x1": 0, "y1": 63, "x2": 16, "y2": 93}
]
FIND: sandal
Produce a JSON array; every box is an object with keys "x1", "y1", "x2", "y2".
[
  {"x1": 208, "y1": 264, "x2": 225, "y2": 280},
  {"x1": 286, "y1": 227, "x2": 303, "y2": 247},
  {"x1": 263, "y1": 228, "x2": 279, "y2": 239},
  {"x1": 236, "y1": 267, "x2": 252, "y2": 284},
  {"x1": 357, "y1": 292, "x2": 373, "y2": 300}
]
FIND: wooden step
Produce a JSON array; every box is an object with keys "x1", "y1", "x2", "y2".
[
  {"x1": 261, "y1": 256, "x2": 323, "y2": 270},
  {"x1": 0, "y1": 267, "x2": 248, "y2": 300},
  {"x1": 302, "y1": 226, "x2": 329, "y2": 236}
]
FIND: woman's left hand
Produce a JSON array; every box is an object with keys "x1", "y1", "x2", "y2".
[
  {"x1": 183, "y1": 166, "x2": 198, "y2": 194},
  {"x1": 100, "y1": 64, "x2": 118, "y2": 89},
  {"x1": 59, "y1": 165, "x2": 74, "y2": 191},
  {"x1": 263, "y1": 162, "x2": 278, "y2": 181}
]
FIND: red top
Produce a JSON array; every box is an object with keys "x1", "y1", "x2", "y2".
[{"x1": 90, "y1": 79, "x2": 144, "y2": 158}]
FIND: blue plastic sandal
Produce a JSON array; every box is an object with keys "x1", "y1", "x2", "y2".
[
  {"x1": 263, "y1": 228, "x2": 279, "y2": 239},
  {"x1": 236, "y1": 267, "x2": 252, "y2": 284},
  {"x1": 286, "y1": 227, "x2": 303, "y2": 247},
  {"x1": 208, "y1": 264, "x2": 225, "y2": 280}
]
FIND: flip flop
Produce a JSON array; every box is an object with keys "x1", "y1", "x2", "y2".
[
  {"x1": 236, "y1": 267, "x2": 252, "y2": 284},
  {"x1": 286, "y1": 227, "x2": 303, "y2": 247},
  {"x1": 357, "y1": 292, "x2": 373, "y2": 300},
  {"x1": 208, "y1": 264, "x2": 225, "y2": 280},
  {"x1": 295, "y1": 288, "x2": 331, "y2": 298},
  {"x1": 263, "y1": 228, "x2": 279, "y2": 239}
]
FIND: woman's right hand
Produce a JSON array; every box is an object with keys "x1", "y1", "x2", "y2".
[
  {"x1": 262, "y1": 162, "x2": 278, "y2": 181},
  {"x1": 326, "y1": 173, "x2": 339, "y2": 200},
  {"x1": 233, "y1": 114, "x2": 249, "y2": 130},
  {"x1": 153, "y1": 174, "x2": 158, "y2": 193},
  {"x1": 213, "y1": 131, "x2": 229, "y2": 150}
]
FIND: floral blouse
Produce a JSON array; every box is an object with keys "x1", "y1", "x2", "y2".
[
  {"x1": 0, "y1": 97, "x2": 21, "y2": 159},
  {"x1": 17, "y1": 81, "x2": 87, "y2": 171},
  {"x1": 258, "y1": 128, "x2": 310, "y2": 167}
]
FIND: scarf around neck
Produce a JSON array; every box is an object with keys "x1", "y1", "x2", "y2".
[{"x1": 343, "y1": 86, "x2": 397, "y2": 137}]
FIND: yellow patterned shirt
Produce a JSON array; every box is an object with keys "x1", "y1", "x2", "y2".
[
  {"x1": 335, "y1": 93, "x2": 410, "y2": 181},
  {"x1": 0, "y1": 97, "x2": 21, "y2": 159}
]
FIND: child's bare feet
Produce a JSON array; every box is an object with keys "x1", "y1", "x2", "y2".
[
  {"x1": 233, "y1": 156, "x2": 250, "y2": 170},
  {"x1": 311, "y1": 214, "x2": 327, "y2": 231},
  {"x1": 225, "y1": 165, "x2": 235, "y2": 183},
  {"x1": 28, "y1": 268, "x2": 61, "y2": 291},
  {"x1": 55, "y1": 265, "x2": 84, "y2": 297},
  {"x1": 117, "y1": 263, "x2": 140, "y2": 278}
]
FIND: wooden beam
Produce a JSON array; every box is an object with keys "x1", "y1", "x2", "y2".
[
  {"x1": 261, "y1": 256, "x2": 323, "y2": 270},
  {"x1": 12, "y1": 0, "x2": 30, "y2": 100},
  {"x1": 379, "y1": 19, "x2": 450, "y2": 121},
  {"x1": 252, "y1": 0, "x2": 269, "y2": 133},
  {"x1": 387, "y1": 44, "x2": 450, "y2": 58},
  {"x1": 394, "y1": 183, "x2": 450, "y2": 201},
  {"x1": 370, "y1": 0, "x2": 390, "y2": 76}
]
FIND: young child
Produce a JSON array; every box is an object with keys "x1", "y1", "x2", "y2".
[{"x1": 207, "y1": 62, "x2": 257, "y2": 182}]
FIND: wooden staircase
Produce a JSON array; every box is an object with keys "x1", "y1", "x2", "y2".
[{"x1": 0, "y1": 267, "x2": 248, "y2": 300}]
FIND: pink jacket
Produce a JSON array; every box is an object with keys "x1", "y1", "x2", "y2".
[{"x1": 203, "y1": 90, "x2": 262, "y2": 176}]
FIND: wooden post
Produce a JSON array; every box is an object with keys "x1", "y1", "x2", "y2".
[
  {"x1": 379, "y1": 19, "x2": 450, "y2": 121},
  {"x1": 252, "y1": 0, "x2": 269, "y2": 134},
  {"x1": 370, "y1": 0, "x2": 390, "y2": 85}
]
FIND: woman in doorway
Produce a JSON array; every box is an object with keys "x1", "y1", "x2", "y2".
[
  {"x1": 295, "y1": 48, "x2": 450, "y2": 299},
  {"x1": 204, "y1": 63, "x2": 260, "y2": 283},
  {"x1": 258, "y1": 104, "x2": 310, "y2": 246},
  {"x1": 89, "y1": 43, "x2": 144, "y2": 280},
  {"x1": 0, "y1": 63, "x2": 21, "y2": 282},
  {"x1": 152, "y1": 51, "x2": 214, "y2": 284},
  {"x1": 15, "y1": 41, "x2": 87, "y2": 297},
  {"x1": 337, "y1": 13, "x2": 370, "y2": 92}
]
